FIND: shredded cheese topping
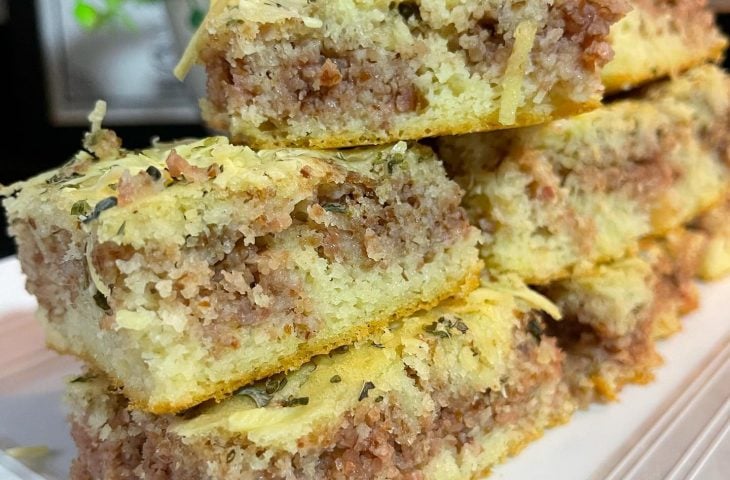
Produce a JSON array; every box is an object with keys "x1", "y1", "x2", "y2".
[
  {"x1": 87, "y1": 100, "x2": 107, "y2": 133},
  {"x1": 86, "y1": 239, "x2": 111, "y2": 298},
  {"x1": 499, "y1": 21, "x2": 537, "y2": 126},
  {"x1": 5, "y1": 445, "x2": 50, "y2": 460}
]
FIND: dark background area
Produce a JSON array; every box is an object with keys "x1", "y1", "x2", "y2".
[
  {"x1": 0, "y1": 0, "x2": 207, "y2": 258},
  {"x1": 1, "y1": 2, "x2": 729, "y2": 257}
]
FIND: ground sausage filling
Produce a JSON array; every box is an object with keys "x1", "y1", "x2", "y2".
[
  {"x1": 14, "y1": 171, "x2": 470, "y2": 356},
  {"x1": 201, "y1": 0, "x2": 624, "y2": 136},
  {"x1": 69, "y1": 320, "x2": 569, "y2": 480}
]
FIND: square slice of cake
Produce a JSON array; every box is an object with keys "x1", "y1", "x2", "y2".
[
  {"x1": 176, "y1": 0, "x2": 628, "y2": 148},
  {"x1": 2, "y1": 118, "x2": 481, "y2": 414},
  {"x1": 66, "y1": 283, "x2": 573, "y2": 480},
  {"x1": 603, "y1": 0, "x2": 727, "y2": 93},
  {"x1": 440, "y1": 65, "x2": 730, "y2": 284},
  {"x1": 542, "y1": 228, "x2": 705, "y2": 405}
]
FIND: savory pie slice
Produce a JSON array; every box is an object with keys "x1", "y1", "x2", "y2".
[
  {"x1": 441, "y1": 65, "x2": 730, "y2": 284},
  {"x1": 176, "y1": 0, "x2": 628, "y2": 148},
  {"x1": 543, "y1": 229, "x2": 706, "y2": 405},
  {"x1": 66, "y1": 283, "x2": 573, "y2": 480},
  {"x1": 2, "y1": 112, "x2": 480, "y2": 414}
]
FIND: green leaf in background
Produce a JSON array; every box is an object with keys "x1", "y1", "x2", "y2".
[
  {"x1": 72, "y1": 0, "x2": 207, "y2": 32},
  {"x1": 74, "y1": 1, "x2": 100, "y2": 30}
]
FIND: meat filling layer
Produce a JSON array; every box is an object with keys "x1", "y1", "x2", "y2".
[
  {"x1": 13, "y1": 171, "x2": 470, "y2": 355},
  {"x1": 202, "y1": 0, "x2": 623, "y2": 136},
  {"x1": 69, "y1": 320, "x2": 569, "y2": 480}
]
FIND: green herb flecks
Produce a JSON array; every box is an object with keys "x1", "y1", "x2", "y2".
[
  {"x1": 386, "y1": 142, "x2": 408, "y2": 173},
  {"x1": 48, "y1": 172, "x2": 83, "y2": 186},
  {"x1": 527, "y1": 318, "x2": 543, "y2": 345},
  {"x1": 70, "y1": 200, "x2": 92, "y2": 217},
  {"x1": 281, "y1": 396, "x2": 309, "y2": 407},
  {"x1": 70, "y1": 373, "x2": 96, "y2": 383},
  {"x1": 423, "y1": 316, "x2": 469, "y2": 339},
  {"x1": 330, "y1": 375, "x2": 342, "y2": 383},
  {"x1": 454, "y1": 320, "x2": 469, "y2": 334},
  {"x1": 387, "y1": 156, "x2": 404, "y2": 174},
  {"x1": 264, "y1": 373, "x2": 288, "y2": 395},
  {"x1": 323, "y1": 202, "x2": 347, "y2": 213},
  {"x1": 93, "y1": 290, "x2": 111, "y2": 313},
  {"x1": 423, "y1": 320, "x2": 450, "y2": 339},
  {"x1": 358, "y1": 381, "x2": 375, "y2": 401}
]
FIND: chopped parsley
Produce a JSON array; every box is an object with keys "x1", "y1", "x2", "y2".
[
  {"x1": 423, "y1": 316, "x2": 469, "y2": 339},
  {"x1": 527, "y1": 318, "x2": 543, "y2": 345},
  {"x1": 93, "y1": 290, "x2": 111, "y2": 313},
  {"x1": 70, "y1": 373, "x2": 96, "y2": 384},
  {"x1": 454, "y1": 320, "x2": 469, "y2": 334},
  {"x1": 70, "y1": 200, "x2": 92, "y2": 217},
  {"x1": 330, "y1": 375, "x2": 342, "y2": 384},
  {"x1": 358, "y1": 381, "x2": 376, "y2": 401},
  {"x1": 281, "y1": 396, "x2": 309, "y2": 407},
  {"x1": 323, "y1": 202, "x2": 347, "y2": 213},
  {"x1": 264, "y1": 373, "x2": 288, "y2": 395},
  {"x1": 47, "y1": 172, "x2": 82, "y2": 185},
  {"x1": 387, "y1": 156, "x2": 404, "y2": 174}
]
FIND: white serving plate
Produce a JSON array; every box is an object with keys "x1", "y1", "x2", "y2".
[{"x1": 0, "y1": 256, "x2": 727, "y2": 480}]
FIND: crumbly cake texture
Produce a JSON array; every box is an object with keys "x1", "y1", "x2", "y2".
[
  {"x1": 440, "y1": 65, "x2": 730, "y2": 284},
  {"x1": 2, "y1": 127, "x2": 481, "y2": 415},
  {"x1": 691, "y1": 193, "x2": 730, "y2": 280},
  {"x1": 542, "y1": 229, "x2": 705, "y2": 406},
  {"x1": 603, "y1": 0, "x2": 727, "y2": 93},
  {"x1": 66, "y1": 284, "x2": 574, "y2": 480},
  {"x1": 176, "y1": 0, "x2": 628, "y2": 149}
]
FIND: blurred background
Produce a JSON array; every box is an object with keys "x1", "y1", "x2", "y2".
[{"x1": 0, "y1": 0, "x2": 729, "y2": 257}]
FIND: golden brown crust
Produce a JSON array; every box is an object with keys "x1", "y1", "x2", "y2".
[
  {"x1": 190, "y1": 0, "x2": 624, "y2": 149},
  {"x1": 50, "y1": 263, "x2": 482, "y2": 414},
  {"x1": 220, "y1": 99, "x2": 601, "y2": 150},
  {"x1": 604, "y1": 44, "x2": 726, "y2": 94},
  {"x1": 441, "y1": 65, "x2": 730, "y2": 285},
  {"x1": 8, "y1": 132, "x2": 483, "y2": 415},
  {"x1": 66, "y1": 280, "x2": 571, "y2": 479},
  {"x1": 546, "y1": 228, "x2": 705, "y2": 406}
]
